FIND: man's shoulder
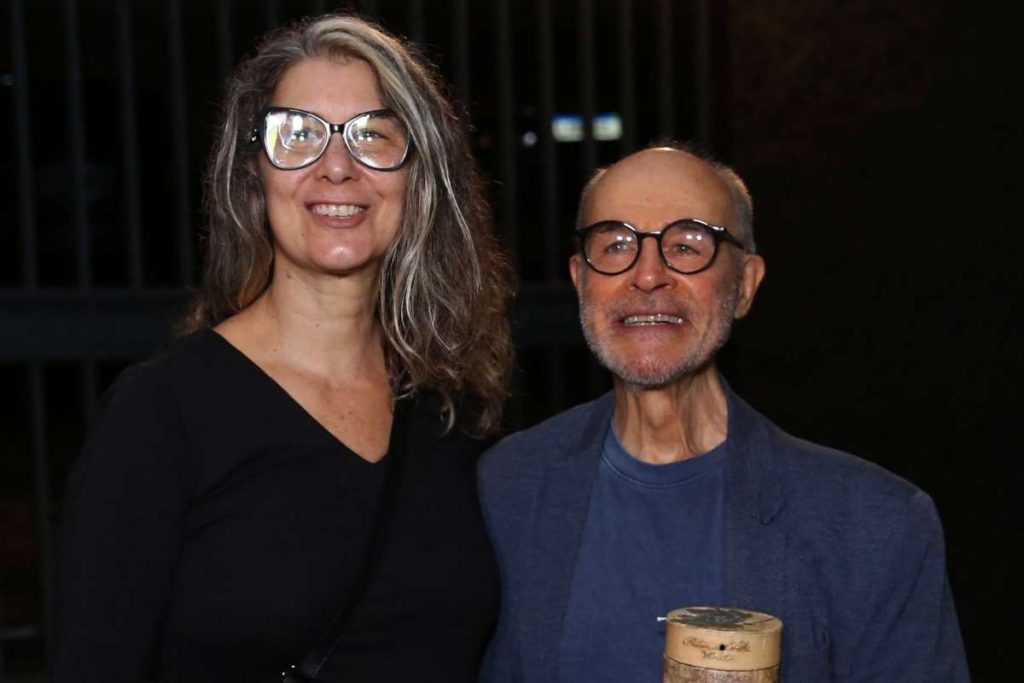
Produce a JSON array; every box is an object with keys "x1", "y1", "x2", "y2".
[
  {"x1": 750, "y1": 411, "x2": 936, "y2": 537},
  {"x1": 726, "y1": 388, "x2": 920, "y2": 498},
  {"x1": 771, "y1": 426, "x2": 923, "y2": 502},
  {"x1": 480, "y1": 393, "x2": 611, "y2": 478}
]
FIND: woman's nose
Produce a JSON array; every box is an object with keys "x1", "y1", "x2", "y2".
[{"x1": 317, "y1": 134, "x2": 360, "y2": 182}]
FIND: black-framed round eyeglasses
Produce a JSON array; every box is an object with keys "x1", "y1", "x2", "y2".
[
  {"x1": 575, "y1": 218, "x2": 747, "y2": 276},
  {"x1": 255, "y1": 107, "x2": 412, "y2": 171}
]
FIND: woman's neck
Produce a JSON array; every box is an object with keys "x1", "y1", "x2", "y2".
[{"x1": 219, "y1": 263, "x2": 389, "y2": 386}]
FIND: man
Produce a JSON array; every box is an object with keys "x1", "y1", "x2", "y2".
[{"x1": 478, "y1": 146, "x2": 968, "y2": 681}]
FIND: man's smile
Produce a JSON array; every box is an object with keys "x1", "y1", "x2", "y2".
[{"x1": 622, "y1": 313, "x2": 684, "y2": 326}]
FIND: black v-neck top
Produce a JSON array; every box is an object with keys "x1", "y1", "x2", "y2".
[{"x1": 54, "y1": 330, "x2": 499, "y2": 682}]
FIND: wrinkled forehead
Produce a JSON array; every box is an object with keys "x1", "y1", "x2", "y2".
[{"x1": 583, "y1": 150, "x2": 736, "y2": 229}]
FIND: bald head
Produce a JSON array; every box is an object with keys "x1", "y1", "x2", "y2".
[{"x1": 577, "y1": 147, "x2": 755, "y2": 251}]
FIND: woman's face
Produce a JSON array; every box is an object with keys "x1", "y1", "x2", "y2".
[{"x1": 259, "y1": 57, "x2": 408, "y2": 281}]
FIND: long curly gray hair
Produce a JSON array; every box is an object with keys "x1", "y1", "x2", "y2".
[{"x1": 182, "y1": 14, "x2": 514, "y2": 436}]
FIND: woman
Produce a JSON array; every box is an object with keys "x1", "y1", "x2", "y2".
[{"x1": 54, "y1": 14, "x2": 513, "y2": 682}]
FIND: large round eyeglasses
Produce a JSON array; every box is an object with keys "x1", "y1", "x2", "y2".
[
  {"x1": 576, "y1": 218, "x2": 747, "y2": 275},
  {"x1": 257, "y1": 107, "x2": 412, "y2": 171}
]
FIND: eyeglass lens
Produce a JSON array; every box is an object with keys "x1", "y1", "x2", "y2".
[
  {"x1": 583, "y1": 221, "x2": 718, "y2": 274},
  {"x1": 262, "y1": 109, "x2": 409, "y2": 170}
]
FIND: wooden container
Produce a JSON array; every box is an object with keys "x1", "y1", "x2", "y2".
[{"x1": 662, "y1": 606, "x2": 782, "y2": 682}]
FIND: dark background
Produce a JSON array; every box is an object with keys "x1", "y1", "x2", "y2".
[
  {"x1": 1, "y1": 0, "x2": 1019, "y2": 679},
  {"x1": 725, "y1": 9, "x2": 1020, "y2": 681},
  {"x1": 724, "y1": 3, "x2": 1019, "y2": 679}
]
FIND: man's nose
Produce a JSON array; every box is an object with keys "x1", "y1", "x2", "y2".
[
  {"x1": 317, "y1": 134, "x2": 360, "y2": 182},
  {"x1": 629, "y1": 238, "x2": 674, "y2": 291}
]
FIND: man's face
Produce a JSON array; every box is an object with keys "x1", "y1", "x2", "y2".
[{"x1": 569, "y1": 149, "x2": 765, "y2": 388}]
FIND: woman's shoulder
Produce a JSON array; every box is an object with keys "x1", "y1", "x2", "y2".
[
  {"x1": 102, "y1": 329, "x2": 235, "y2": 409},
  {"x1": 85, "y1": 329, "x2": 265, "y2": 468}
]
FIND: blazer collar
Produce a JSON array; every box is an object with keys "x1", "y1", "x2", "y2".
[
  {"x1": 521, "y1": 393, "x2": 613, "y2": 679},
  {"x1": 722, "y1": 384, "x2": 789, "y2": 619},
  {"x1": 553, "y1": 382, "x2": 788, "y2": 522},
  {"x1": 723, "y1": 385, "x2": 786, "y2": 524}
]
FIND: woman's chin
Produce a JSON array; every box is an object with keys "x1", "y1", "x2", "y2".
[
  {"x1": 308, "y1": 255, "x2": 385, "y2": 281},
  {"x1": 273, "y1": 244, "x2": 385, "y2": 279}
]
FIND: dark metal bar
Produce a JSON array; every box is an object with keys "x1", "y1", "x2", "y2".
[
  {"x1": 10, "y1": 0, "x2": 37, "y2": 289},
  {"x1": 588, "y1": 354, "x2": 608, "y2": 397},
  {"x1": 694, "y1": 0, "x2": 713, "y2": 147},
  {"x1": 215, "y1": 0, "x2": 234, "y2": 82},
  {"x1": 453, "y1": 0, "x2": 471, "y2": 104},
  {"x1": 408, "y1": 0, "x2": 425, "y2": 42},
  {"x1": 507, "y1": 285, "x2": 582, "y2": 347},
  {"x1": 64, "y1": 0, "x2": 92, "y2": 288},
  {"x1": 0, "y1": 287, "x2": 578, "y2": 359},
  {"x1": 657, "y1": 0, "x2": 674, "y2": 139},
  {"x1": 0, "y1": 575, "x2": 5, "y2": 681},
  {"x1": 537, "y1": 0, "x2": 560, "y2": 281},
  {"x1": 618, "y1": 0, "x2": 636, "y2": 154},
  {"x1": 495, "y1": 0, "x2": 519, "y2": 262},
  {"x1": 167, "y1": 0, "x2": 194, "y2": 285},
  {"x1": 115, "y1": 0, "x2": 144, "y2": 289},
  {"x1": 507, "y1": 362, "x2": 526, "y2": 429},
  {"x1": 82, "y1": 360, "x2": 99, "y2": 422},
  {"x1": 29, "y1": 362, "x2": 54, "y2": 656},
  {"x1": 581, "y1": 0, "x2": 607, "y2": 397},
  {"x1": 546, "y1": 349, "x2": 568, "y2": 416},
  {"x1": 0, "y1": 289, "x2": 185, "y2": 362},
  {"x1": 579, "y1": 0, "x2": 597, "y2": 176}
]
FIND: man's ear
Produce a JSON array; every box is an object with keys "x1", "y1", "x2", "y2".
[
  {"x1": 569, "y1": 253, "x2": 582, "y2": 293},
  {"x1": 733, "y1": 253, "x2": 766, "y2": 319}
]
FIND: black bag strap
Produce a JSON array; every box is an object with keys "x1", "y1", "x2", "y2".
[{"x1": 282, "y1": 399, "x2": 411, "y2": 683}]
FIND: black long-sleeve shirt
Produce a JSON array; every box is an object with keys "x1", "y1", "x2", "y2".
[{"x1": 54, "y1": 330, "x2": 499, "y2": 682}]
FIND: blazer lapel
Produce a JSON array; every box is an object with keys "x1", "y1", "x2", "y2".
[
  {"x1": 723, "y1": 389, "x2": 788, "y2": 622},
  {"x1": 522, "y1": 393, "x2": 613, "y2": 681}
]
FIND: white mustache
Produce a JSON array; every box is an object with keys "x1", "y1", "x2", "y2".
[{"x1": 605, "y1": 298, "x2": 692, "y2": 322}]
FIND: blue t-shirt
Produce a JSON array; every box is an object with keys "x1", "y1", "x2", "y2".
[{"x1": 558, "y1": 423, "x2": 727, "y2": 682}]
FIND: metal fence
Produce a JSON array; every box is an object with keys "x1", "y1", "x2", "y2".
[{"x1": 0, "y1": 0, "x2": 715, "y2": 676}]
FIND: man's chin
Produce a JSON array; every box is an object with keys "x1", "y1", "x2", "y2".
[
  {"x1": 598, "y1": 355, "x2": 711, "y2": 390},
  {"x1": 581, "y1": 318, "x2": 724, "y2": 389}
]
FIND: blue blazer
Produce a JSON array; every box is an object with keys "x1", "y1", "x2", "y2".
[{"x1": 478, "y1": 387, "x2": 968, "y2": 682}]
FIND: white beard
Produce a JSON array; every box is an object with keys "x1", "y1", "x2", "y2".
[{"x1": 578, "y1": 280, "x2": 741, "y2": 389}]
